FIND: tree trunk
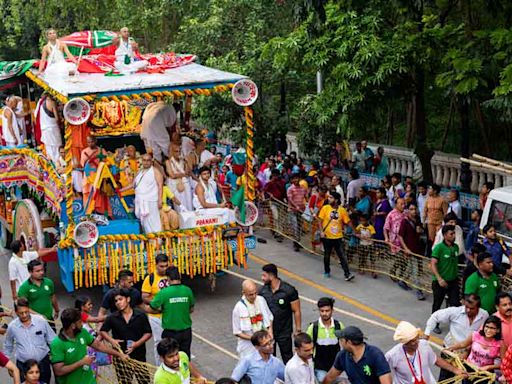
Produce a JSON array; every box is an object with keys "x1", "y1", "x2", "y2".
[
  {"x1": 386, "y1": 107, "x2": 394, "y2": 145},
  {"x1": 279, "y1": 80, "x2": 286, "y2": 116},
  {"x1": 413, "y1": 68, "x2": 434, "y2": 183},
  {"x1": 459, "y1": 96, "x2": 472, "y2": 192},
  {"x1": 405, "y1": 101, "x2": 414, "y2": 147},
  {"x1": 440, "y1": 97, "x2": 455, "y2": 151},
  {"x1": 472, "y1": 99, "x2": 491, "y2": 155}
]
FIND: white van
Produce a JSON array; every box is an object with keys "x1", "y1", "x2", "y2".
[{"x1": 480, "y1": 186, "x2": 512, "y2": 246}]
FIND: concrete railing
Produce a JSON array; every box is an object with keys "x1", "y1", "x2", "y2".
[
  {"x1": 286, "y1": 132, "x2": 511, "y2": 194},
  {"x1": 368, "y1": 144, "x2": 512, "y2": 193}
]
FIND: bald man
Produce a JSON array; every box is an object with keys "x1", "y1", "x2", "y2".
[
  {"x1": 232, "y1": 280, "x2": 274, "y2": 358},
  {"x1": 114, "y1": 27, "x2": 148, "y2": 74}
]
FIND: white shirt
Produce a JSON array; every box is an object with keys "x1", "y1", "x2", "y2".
[
  {"x1": 8, "y1": 251, "x2": 39, "y2": 291},
  {"x1": 346, "y1": 178, "x2": 365, "y2": 204},
  {"x1": 424, "y1": 305, "x2": 488, "y2": 346},
  {"x1": 417, "y1": 193, "x2": 428, "y2": 223},
  {"x1": 433, "y1": 225, "x2": 466, "y2": 255},
  {"x1": 334, "y1": 185, "x2": 345, "y2": 207},
  {"x1": 448, "y1": 200, "x2": 462, "y2": 220},
  {"x1": 1, "y1": 106, "x2": 21, "y2": 144},
  {"x1": 232, "y1": 295, "x2": 273, "y2": 357},
  {"x1": 285, "y1": 353, "x2": 315, "y2": 384},
  {"x1": 385, "y1": 340, "x2": 437, "y2": 384},
  {"x1": 199, "y1": 149, "x2": 215, "y2": 168}
]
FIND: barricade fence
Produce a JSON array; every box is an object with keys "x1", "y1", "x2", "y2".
[
  {"x1": 256, "y1": 197, "x2": 512, "y2": 294},
  {"x1": 256, "y1": 197, "x2": 512, "y2": 383}
]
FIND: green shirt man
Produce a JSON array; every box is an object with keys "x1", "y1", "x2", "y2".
[
  {"x1": 18, "y1": 276, "x2": 56, "y2": 320},
  {"x1": 50, "y1": 328, "x2": 95, "y2": 384},
  {"x1": 150, "y1": 284, "x2": 195, "y2": 331},
  {"x1": 431, "y1": 241, "x2": 459, "y2": 282},
  {"x1": 154, "y1": 351, "x2": 191, "y2": 384},
  {"x1": 464, "y1": 271, "x2": 500, "y2": 314}
]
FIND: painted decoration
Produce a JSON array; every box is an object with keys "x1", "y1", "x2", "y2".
[{"x1": 13, "y1": 199, "x2": 44, "y2": 250}]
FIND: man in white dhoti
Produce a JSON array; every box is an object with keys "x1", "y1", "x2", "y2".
[
  {"x1": 232, "y1": 280, "x2": 273, "y2": 358},
  {"x1": 38, "y1": 94, "x2": 62, "y2": 163},
  {"x1": 114, "y1": 27, "x2": 148, "y2": 74},
  {"x1": 38, "y1": 29, "x2": 77, "y2": 77},
  {"x1": 141, "y1": 101, "x2": 176, "y2": 163},
  {"x1": 193, "y1": 166, "x2": 235, "y2": 223},
  {"x1": 165, "y1": 143, "x2": 193, "y2": 211},
  {"x1": 134, "y1": 153, "x2": 163, "y2": 233},
  {"x1": 10, "y1": 96, "x2": 28, "y2": 143},
  {"x1": 1, "y1": 96, "x2": 22, "y2": 146}
]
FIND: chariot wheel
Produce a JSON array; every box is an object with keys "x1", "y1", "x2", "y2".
[{"x1": 13, "y1": 199, "x2": 45, "y2": 251}]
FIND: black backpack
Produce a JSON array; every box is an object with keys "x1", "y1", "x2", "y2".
[{"x1": 311, "y1": 319, "x2": 342, "y2": 345}]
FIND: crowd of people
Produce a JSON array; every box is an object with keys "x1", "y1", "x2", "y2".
[{"x1": 4, "y1": 251, "x2": 512, "y2": 384}]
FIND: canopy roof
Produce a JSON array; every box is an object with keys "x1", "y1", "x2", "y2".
[{"x1": 26, "y1": 63, "x2": 246, "y2": 102}]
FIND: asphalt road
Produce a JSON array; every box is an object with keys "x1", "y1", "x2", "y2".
[{"x1": 0, "y1": 228, "x2": 440, "y2": 383}]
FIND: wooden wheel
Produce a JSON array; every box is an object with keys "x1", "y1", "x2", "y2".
[{"x1": 13, "y1": 199, "x2": 45, "y2": 251}]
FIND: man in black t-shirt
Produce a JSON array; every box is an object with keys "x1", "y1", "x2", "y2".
[
  {"x1": 259, "y1": 263, "x2": 301, "y2": 364},
  {"x1": 100, "y1": 288, "x2": 152, "y2": 384},
  {"x1": 323, "y1": 327, "x2": 391, "y2": 384},
  {"x1": 99, "y1": 270, "x2": 144, "y2": 317}
]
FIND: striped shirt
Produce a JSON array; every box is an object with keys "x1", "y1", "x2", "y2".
[{"x1": 287, "y1": 184, "x2": 307, "y2": 212}]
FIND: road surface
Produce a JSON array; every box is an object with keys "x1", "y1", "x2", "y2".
[{"x1": 0, "y1": 227, "x2": 441, "y2": 383}]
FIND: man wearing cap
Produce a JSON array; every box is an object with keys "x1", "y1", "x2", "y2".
[
  {"x1": 385, "y1": 321, "x2": 465, "y2": 384},
  {"x1": 322, "y1": 326, "x2": 392, "y2": 384}
]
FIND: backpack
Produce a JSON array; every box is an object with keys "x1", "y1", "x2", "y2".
[{"x1": 312, "y1": 319, "x2": 342, "y2": 346}]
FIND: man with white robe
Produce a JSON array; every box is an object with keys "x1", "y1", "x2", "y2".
[
  {"x1": 140, "y1": 101, "x2": 176, "y2": 163},
  {"x1": 135, "y1": 153, "x2": 163, "y2": 233},
  {"x1": 1, "y1": 96, "x2": 22, "y2": 146},
  {"x1": 38, "y1": 29, "x2": 77, "y2": 77},
  {"x1": 11, "y1": 96, "x2": 27, "y2": 143},
  {"x1": 38, "y1": 95, "x2": 62, "y2": 163},
  {"x1": 165, "y1": 143, "x2": 193, "y2": 211},
  {"x1": 232, "y1": 280, "x2": 273, "y2": 358},
  {"x1": 114, "y1": 27, "x2": 148, "y2": 74},
  {"x1": 193, "y1": 166, "x2": 235, "y2": 224}
]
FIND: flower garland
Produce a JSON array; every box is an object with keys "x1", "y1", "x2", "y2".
[
  {"x1": 81, "y1": 84, "x2": 233, "y2": 103},
  {"x1": 244, "y1": 107, "x2": 256, "y2": 201},
  {"x1": 24, "y1": 71, "x2": 68, "y2": 104},
  {"x1": 72, "y1": 227, "x2": 246, "y2": 289}
]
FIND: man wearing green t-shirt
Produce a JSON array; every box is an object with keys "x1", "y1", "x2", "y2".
[
  {"x1": 148, "y1": 266, "x2": 195, "y2": 358},
  {"x1": 431, "y1": 225, "x2": 460, "y2": 317},
  {"x1": 17, "y1": 260, "x2": 59, "y2": 330},
  {"x1": 465, "y1": 252, "x2": 500, "y2": 314},
  {"x1": 154, "y1": 338, "x2": 206, "y2": 384},
  {"x1": 50, "y1": 308, "x2": 127, "y2": 384}
]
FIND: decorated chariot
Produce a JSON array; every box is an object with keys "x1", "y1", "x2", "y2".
[{"x1": 0, "y1": 31, "x2": 259, "y2": 292}]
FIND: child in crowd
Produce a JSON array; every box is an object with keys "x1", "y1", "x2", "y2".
[
  {"x1": 345, "y1": 212, "x2": 360, "y2": 264},
  {"x1": 74, "y1": 295, "x2": 105, "y2": 332},
  {"x1": 356, "y1": 214, "x2": 377, "y2": 277}
]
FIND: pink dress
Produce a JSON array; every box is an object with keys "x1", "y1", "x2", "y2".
[{"x1": 467, "y1": 331, "x2": 501, "y2": 367}]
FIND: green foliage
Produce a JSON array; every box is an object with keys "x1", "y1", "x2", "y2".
[{"x1": 2, "y1": 0, "x2": 512, "y2": 159}]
